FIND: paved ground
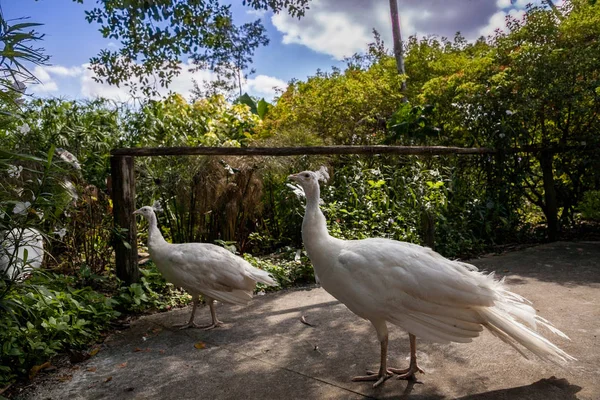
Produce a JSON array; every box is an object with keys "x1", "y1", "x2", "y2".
[{"x1": 21, "y1": 241, "x2": 600, "y2": 399}]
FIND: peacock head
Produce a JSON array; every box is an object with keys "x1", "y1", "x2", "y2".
[
  {"x1": 133, "y1": 206, "x2": 155, "y2": 220},
  {"x1": 288, "y1": 169, "x2": 327, "y2": 199}
]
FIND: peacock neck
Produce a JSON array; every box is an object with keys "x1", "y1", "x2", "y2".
[
  {"x1": 302, "y1": 188, "x2": 335, "y2": 255},
  {"x1": 147, "y1": 213, "x2": 168, "y2": 248}
]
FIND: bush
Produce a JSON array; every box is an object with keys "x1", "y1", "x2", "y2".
[
  {"x1": 244, "y1": 248, "x2": 315, "y2": 289},
  {"x1": 579, "y1": 190, "x2": 600, "y2": 221},
  {"x1": 0, "y1": 272, "x2": 119, "y2": 386},
  {"x1": 114, "y1": 263, "x2": 191, "y2": 313},
  {"x1": 0, "y1": 262, "x2": 193, "y2": 387}
]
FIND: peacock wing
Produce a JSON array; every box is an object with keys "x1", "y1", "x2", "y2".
[
  {"x1": 163, "y1": 243, "x2": 256, "y2": 292},
  {"x1": 336, "y1": 238, "x2": 500, "y2": 343}
]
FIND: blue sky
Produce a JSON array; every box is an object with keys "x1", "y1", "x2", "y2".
[{"x1": 3, "y1": 0, "x2": 555, "y2": 102}]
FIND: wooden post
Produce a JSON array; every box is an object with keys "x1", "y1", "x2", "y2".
[
  {"x1": 421, "y1": 210, "x2": 435, "y2": 250},
  {"x1": 110, "y1": 155, "x2": 139, "y2": 284}
]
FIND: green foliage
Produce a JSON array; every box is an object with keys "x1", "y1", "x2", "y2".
[
  {"x1": 385, "y1": 103, "x2": 439, "y2": 144},
  {"x1": 236, "y1": 93, "x2": 259, "y2": 115},
  {"x1": 232, "y1": 93, "x2": 272, "y2": 121},
  {"x1": 260, "y1": 54, "x2": 404, "y2": 144},
  {"x1": 244, "y1": 249, "x2": 314, "y2": 289},
  {"x1": 415, "y1": 0, "x2": 600, "y2": 238},
  {"x1": 76, "y1": 0, "x2": 307, "y2": 96},
  {"x1": 193, "y1": 20, "x2": 269, "y2": 98},
  {"x1": 115, "y1": 263, "x2": 191, "y2": 313},
  {"x1": 0, "y1": 9, "x2": 49, "y2": 111},
  {"x1": 0, "y1": 145, "x2": 79, "y2": 279},
  {"x1": 257, "y1": 98, "x2": 270, "y2": 120},
  {"x1": 320, "y1": 160, "x2": 422, "y2": 242},
  {"x1": 579, "y1": 190, "x2": 600, "y2": 221},
  {"x1": 0, "y1": 271, "x2": 119, "y2": 386},
  {"x1": 127, "y1": 94, "x2": 259, "y2": 147},
  {"x1": 10, "y1": 98, "x2": 124, "y2": 187},
  {"x1": 0, "y1": 262, "x2": 192, "y2": 386},
  {"x1": 130, "y1": 94, "x2": 264, "y2": 246}
]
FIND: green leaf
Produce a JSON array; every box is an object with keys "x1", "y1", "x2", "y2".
[
  {"x1": 7, "y1": 22, "x2": 44, "y2": 32},
  {"x1": 236, "y1": 93, "x2": 258, "y2": 114},
  {"x1": 0, "y1": 149, "x2": 45, "y2": 162},
  {"x1": 257, "y1": 98, "x2": 269, "y2": 119},
  {"x1": 46, "y1": 144, "x2": 55, "y2": 167}
]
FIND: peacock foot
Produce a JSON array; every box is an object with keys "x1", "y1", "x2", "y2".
[
  {"x1": 173, "y1": 321, "x2": 203, "y2": 330},
  {"x1": 352, "y1": 370, "x2": 393, "y2": 388},
  {"x1": 197, "y1": 320, "x2": 224, "y2": 330},
  {"x1": 388, "y1": 362, "x2": 425, "y2": 381}
]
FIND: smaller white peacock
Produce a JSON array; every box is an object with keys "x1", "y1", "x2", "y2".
[
  {"x1": 288, "y1": 167, "x2": 575, "y2": 388},
  {"x1": 134, "y1": 205, "x2": 277, "y2": 329}
]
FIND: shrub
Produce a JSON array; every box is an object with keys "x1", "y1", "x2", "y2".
[
  {"x1": 0, "y1": 272, "x2": 119, "y2": 386},
  {"x1": 579, "y1": 190, "x2": 600, "y2": 221}
]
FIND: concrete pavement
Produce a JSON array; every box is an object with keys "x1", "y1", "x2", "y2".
[{"x1": 21, "y1": 241, "x2": 600, "y2": 399}]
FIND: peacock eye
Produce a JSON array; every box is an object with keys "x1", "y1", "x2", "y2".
[{"x1": 303, "y1": 173, "x2": 309, "y2": 178}]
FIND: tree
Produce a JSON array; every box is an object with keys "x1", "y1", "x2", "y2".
[
  {"x1": 388, "y1": 0, "x2": 407, "y2": 97},
  {"x1": 73, "y1": 0, "x2": 309, "y2": 96},
  {"x1": 261, "y1": 58, "x2": 404, "y2": 145},
  {"x1": 419, "y1": 0, "x2": 600, "y2": 241},
  {"x1": 193, "y1": 19, "x2": 269, "y2": 98}
]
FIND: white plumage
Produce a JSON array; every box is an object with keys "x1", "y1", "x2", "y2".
[
  {"x1": 288, "y1": 170, "x2": 574, "y2": 387},
  {"x1": 134, "y1": 206, "x2": 277, "y2": 329},
  {"x1": 1, "y1": 228, "x2": 44, "y2": 280}
]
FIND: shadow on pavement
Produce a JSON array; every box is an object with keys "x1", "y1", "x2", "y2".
[{"x1": 470, "y1": 242, "x2": 600, "y2": 287}]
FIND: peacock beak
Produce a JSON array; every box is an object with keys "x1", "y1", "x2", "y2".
[
  {"x1": 133, "y1": 209, "x2": 141, "y2": 215},
  {"x1": 288, "y1": 173, "x2": 300, "y2": 182}
]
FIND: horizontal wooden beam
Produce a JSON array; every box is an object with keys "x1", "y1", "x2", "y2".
[
  {"x1": 111, "y1": 145, "x2": 496, "y2": 157},
  {"x1": 111, "y1": 144, "x2": 597, "y2": 158}
]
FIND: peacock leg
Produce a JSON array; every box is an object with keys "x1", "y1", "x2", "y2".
[
  {"x1": 197, "y1": 297, "x2": 224, "y2": 330},
  {"x1": 174, "y1": 295, "x2": 201, "y2": 329},
  {"x1": 352, "y1": 322, "x2": 393, "y2": 388},
  {"x1": 388, "y1": 334, "x2": 425, "y2": 380}
]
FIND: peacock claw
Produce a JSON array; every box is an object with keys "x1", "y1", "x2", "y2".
[
  {"x1": 388, "y1": 363, "x2": 425, "y2": 381},
  {"x1": 173, "y1": 321, "x2": 201, "y2": 330},
  {"x1": 352, "y1": 371, "x2": 393, "y2": 388},
  {"x1": 173, "y1": 320, "x2": 224, "y2": 330},
  {"x1": 198, "y1": 321, "x2": 224, "y2": 330}
]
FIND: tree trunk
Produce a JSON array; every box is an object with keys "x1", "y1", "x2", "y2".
[
  {"x1": 540, "y1": 150, "x2": 559, "y2": 241},
  {"x1": 388, "y1": 0, "x2": 407, "y2": 96},
  {"x1": 110, "y1": 155, "x2": 139, "y2": 284}
]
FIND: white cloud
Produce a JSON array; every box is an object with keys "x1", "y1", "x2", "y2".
[
  {"x1": 496, "y1": 0, "x2": 512, "y2": 8},
  {"x1": 43, "y1": 65, "x2": 83, "y2": 77},
  {"x1": 244, "y1": 75, "x2": 288, "y2": 99},
  {"x1": 79, "y1": 64, "x2": 130, "y2": 101},
  {"x1": 479, "y1": 8, "x2": 526, "y2": 38},
  {"x1": 273, "y1": 8, "x2": 377, "y2": 60},
  {"x1": 28, "y1": 61, "x2": 286, "y2": 103},
  {"x1": 497, "y1": 0, "x2": 565, "y2": 10},
  {"x1": 33, "y1": 66, "x2": 52, "y2": 82},
  {"x1": 30, "y1": 65, "x2": 59, "y2": 93},
  {"x1": 247, "y1": 9, "x2": 267, "y2": 17},
  {"x1": 79, "y1": 60, "x2": 221, "y2": 102}
]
